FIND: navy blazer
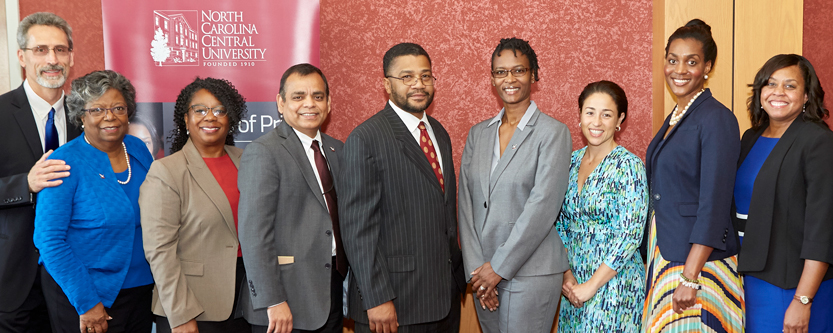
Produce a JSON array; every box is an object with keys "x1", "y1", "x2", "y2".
[
  {"x1": 34, "y1": 135, "x2": 153, "y2": 314},
  {"x1": 735, "y1": 116, "x2": 833, "y2": 289},
  {"x1": 642, "y1": 89, "x2": 740, "y2": 262}
]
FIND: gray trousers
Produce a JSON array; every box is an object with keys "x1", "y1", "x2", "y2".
[{"x1": 474, "y1": 273, "x2": 562, "y2": 333}]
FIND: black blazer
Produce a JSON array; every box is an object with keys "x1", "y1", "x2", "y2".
[
  {"x1": 338, "y1": 105, "x2": 466, "y2": 326},
  {"x1": 642, "y1": 89, "x2": 740, "y2": 262},
  {"x1": 0, "y1": 83, "x2": 81, "y2": 311},
  {"x1": 735, "y1": 116, "x2": 833, "y2": 289}
]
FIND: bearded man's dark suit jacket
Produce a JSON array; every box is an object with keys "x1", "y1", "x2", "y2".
[
  {"x1": 338, "y1": 104, "x2": 466, "y2": 327},
  {"x1": 0, "y1": 84, "x2": 81, "y2": 312}
]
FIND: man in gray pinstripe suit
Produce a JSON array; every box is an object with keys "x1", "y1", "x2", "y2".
[{"x1": 338, "y1": 43, "x2": 466, "y2": 333}]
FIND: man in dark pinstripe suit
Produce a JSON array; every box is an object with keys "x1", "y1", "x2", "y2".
[{"x1": 338, "y1": 43, "x2": 466, "y2": 333}]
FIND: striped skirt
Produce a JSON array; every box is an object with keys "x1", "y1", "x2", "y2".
[{"x1": 643, "y1": 216, "x2": 745, "y2": 332}]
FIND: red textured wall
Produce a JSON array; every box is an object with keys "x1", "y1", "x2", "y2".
[
  {"x1": 803, "y1": 0, "x2": 833, "y2": 129},
  {"x1": 320, "y1": 0, "x2": 655, "y2": 168},
  {"x1": 19, "y1": 0, "x2": 105, "y2": 91}
]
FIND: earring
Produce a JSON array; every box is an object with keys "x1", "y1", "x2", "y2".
[
  {"x1": 81, "y1": 124, "x2": 84, "y2": 129},
  {"x1": 704, "y1": 74, "x2": 709, "y2": 80},
  {"x1": 616, "y1": 126, "x2": 621, "y2": 132},
  {"x1": 803, "y1": 103, "x2": 806, "y2": 113},
  {"x1": 186, "y1": 129, "x2": 190, "y2": 135}
]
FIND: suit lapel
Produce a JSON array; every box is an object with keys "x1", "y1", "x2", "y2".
[
  {"x1": 321, "y1": 134, "x2": 340, "y2": 180},
  {"x1": 650, "y1": 89, "x2": 712, "y2": 171},
  {"x1": 278, "y1": 122, "x2": 328, "y2": 209},
  {"x1": 428, "y1": 116, "x2": 452, "y2": 200},
  {"x1": 477, "y1": 123, "x2": 497, "y2": 201},
  {"x1": 489, "y1": 108, "x2": 538, "y2": 193},
  {"x1": 64, "y1": 96, "x2": 81, "y2": 141},
  {"x1": 10, "y1": 85, "x2": 43, "y2": 158},
  {"x1": 382, "y1": 107, "x2": 443, "y2": 193},
  {"x1": 183, "y1": 140, "x2": 238, "y2": 238}
]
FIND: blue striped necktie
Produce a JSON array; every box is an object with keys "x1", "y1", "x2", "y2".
[{"x1": 44, "y1": 108, "x2": 59, "y2": 152}]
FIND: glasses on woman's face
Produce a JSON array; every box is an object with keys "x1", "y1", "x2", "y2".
[
  {"x1": 491, "y1": 67, "x2": 529, "y2": 78},
  {"x1": 82, "y1": 106, "x2": 128, "y2": 118},
  {"x1": 189, "y1": 105, "x2": 228, "y2": 118}
]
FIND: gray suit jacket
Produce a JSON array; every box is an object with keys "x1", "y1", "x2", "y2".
[
  {"x1": 238, "y1": 121, "x2": 343, "y2": 330},
  {"x1": 458, "y1": 107, "x2": 571, "y2": 281},
  {"x1": 338, "y1": 105, "x2": 466, "y2": 326},
  {"x1": 140, "y1": 140, "x2": 244, "y2": 327}
]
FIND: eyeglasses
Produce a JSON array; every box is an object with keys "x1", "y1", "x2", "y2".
[
  {"x1": 386, "y1": 74, "x2": 437, "y2": 86},
  {"x1": 189, "y1": 105, "x2": 228, "y2": 118},
  {"x1": 82, "y1": 106, "x2": 128, "y2": 118},
  {"x1": 492, "y1": 67, "x2": 530, "y2": 78},
  {"x1": 21, "y1": 45, "x2": 72, "y2": 57}
]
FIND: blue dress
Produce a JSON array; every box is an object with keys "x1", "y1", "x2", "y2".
[{"x1": 556, "y1": 145, "x2": 648, "y2": 332}]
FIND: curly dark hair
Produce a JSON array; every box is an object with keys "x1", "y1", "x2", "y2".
[
  {"x1": 491, "y1": 37, "x2": 540, "y2": 82},
  {"x1": 747, "y1": 54, "x2": 828, "y2": 130},
  {"x1": 665, "y1": 19, "x2": 717, "y2": 71},
  {"x1": 168, "y1": 77, "x2": 247, "y2": 154}
]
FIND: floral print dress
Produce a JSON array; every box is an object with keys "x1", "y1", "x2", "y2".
[{"x1": 555, "y1": 145, "x2": 648, "y2": 332}]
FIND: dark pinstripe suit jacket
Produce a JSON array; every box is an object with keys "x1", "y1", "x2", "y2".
[{"x1": 338, "y1": 105, "x2": 466, "y2": 326}]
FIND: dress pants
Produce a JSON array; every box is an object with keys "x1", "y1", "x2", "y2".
[
  {"x1": 156, "y1": 257, "x2": 251, "y2": 332},
  {"x1": 474, "y1": 273, "x2": 562, "y2": 333},
  {"x1": 41, "y1": 266, "x2": 153, "y2": 333},
  {"x1": 252, "y1": 258, "x2": 344, "y2": 333},
  {"x1": 0, "y1": 266, "x2": 51, "y2": 333},
  {"x1": 353, "y1": 290, "x2": 462, "y2": 333}
]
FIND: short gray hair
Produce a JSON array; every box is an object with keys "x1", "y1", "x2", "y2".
[
  {"x1": 66, "y1": 70, "x2": 136, "y2": 127},
  {"x1": 18, "y1": 12, "x2": 73, "y2": 50}
]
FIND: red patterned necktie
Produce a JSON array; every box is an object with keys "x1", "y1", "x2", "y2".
[
  {"x1": 311, "y1": 140, "x2": 348, "y2": 277},
  {"x1": 418, "y1": 122, "x2": 444, "y2": 191}
]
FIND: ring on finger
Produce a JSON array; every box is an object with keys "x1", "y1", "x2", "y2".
[
  {"x1": 479, "y1": 285, "x2": 486, "y2": 291},
  {"x1": 87, "y1": 328, "x2": 93, "y2": 332}
]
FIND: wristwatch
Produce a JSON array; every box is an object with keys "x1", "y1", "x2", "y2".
[{"x1": 794, "y1": 295, "x2": 813, "y2": 305}]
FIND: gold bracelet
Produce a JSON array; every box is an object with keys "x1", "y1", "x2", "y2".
[{"x1": 679, "y1": 272, "x2": 700, "y2": 284}]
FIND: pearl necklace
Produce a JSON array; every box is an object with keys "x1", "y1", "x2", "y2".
[
  {"x1": 669, "y1": 89, "x2": 705, "y2": 126},
  {"x1": 84, "y1": 136, "x2": 132, "y2": 184}
]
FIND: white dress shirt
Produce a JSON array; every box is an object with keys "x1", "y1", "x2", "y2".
[
  {"x1": 388, "y1": 100, "x2": 444, "y2": 174},
  {"x1": 23, "y1": 79, "x2": 67, "y2": 152},
  {"x1": 292, "y1": 128, "x2": 337, "y2": 256}
]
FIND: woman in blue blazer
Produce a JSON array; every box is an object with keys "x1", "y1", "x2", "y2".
[
  {"x1": 641, "y1": 20, "x2": 743, "y2": 333},
  {"x1": 34, "y1": 70, "x2": 154, "y2": 333},
  {"x1": 735, "y1": 54, "x2": 833, "y2": 333}
]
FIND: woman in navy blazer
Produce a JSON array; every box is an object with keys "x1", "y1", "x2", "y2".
[
  {"x1": 641, "y1": 20, "x2": 743, "y2": 333},
  {"x1": 34, "y1": 70, "x2": 154, "y2": 333},
  {"x1": 735, "y1": 54, "x2": 833, "y2": 333}
]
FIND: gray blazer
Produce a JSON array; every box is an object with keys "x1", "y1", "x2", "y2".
[
  {"x1": 338, "y1": 105, "x2": 466, "y2": 326},
  {"x1": 237, "y1": 121, "x2": 344, "y2": 330},
  {"x1": 458, "y1": 107, "x2": 571, "y2": 281}
]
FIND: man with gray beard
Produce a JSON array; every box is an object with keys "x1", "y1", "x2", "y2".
[{"x1": 0, "y1": 12, "x2": 80, "y2": 333}]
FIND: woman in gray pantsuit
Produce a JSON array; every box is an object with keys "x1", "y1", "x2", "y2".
[{"x1": 458, "y1": 37, "x2": 572, "y2": 333}]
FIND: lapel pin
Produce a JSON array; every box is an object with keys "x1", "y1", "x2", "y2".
[
  {"x1": 99, "y1": 174, "x2": 105, "y2": 179},
  {"x1": 329, "y1": 147, "x2": 335, "y2": 152},
  {"x1": 512, "y1": 145, "x2": 517, "y2": 150}
]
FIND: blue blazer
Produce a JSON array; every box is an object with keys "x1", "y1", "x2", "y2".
[
  {"x1": 34, "y1": 135, "x2": 152, "y2": 314},
  {"x1": 642, "y1": 89, "x2": 740, "y2": 262}
]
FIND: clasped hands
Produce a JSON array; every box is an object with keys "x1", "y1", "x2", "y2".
[
  {"x1": 561, "y1": 270, "x2": 600, "y2": 308},
  {"x1": 471, "y1": 262, "x2": 503, "y2": 312}
]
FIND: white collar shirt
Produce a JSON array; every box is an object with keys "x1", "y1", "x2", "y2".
[
  {"x1": 389, "y1": 100, "x2": 444, "y2": 174},
  {"x1": 24, "y1": 79, "x2": 67, "y2": 152}
]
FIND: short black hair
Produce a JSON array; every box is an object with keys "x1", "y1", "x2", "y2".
[
  {"x1": 383, "y1": 43, "x2": 431, "y2": 76},
  {"x1": 747, "y1": 54, "x2": 828, "y2": 130},
  {"x1": 279, "y1": 63, "x2": 329, "y2": 100},
  {"x1": 665, "y1": 19, "x2": 717, "y2": 71},
  {"x1": 491, "y1": 37, "x2": 539, "y2": 82},
  {"x1": 578, "y1": 80, "x2": 628, "y2": 124},
  {"x1": 169, "y1": 77, "x2": 247, "y2": 153}
]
